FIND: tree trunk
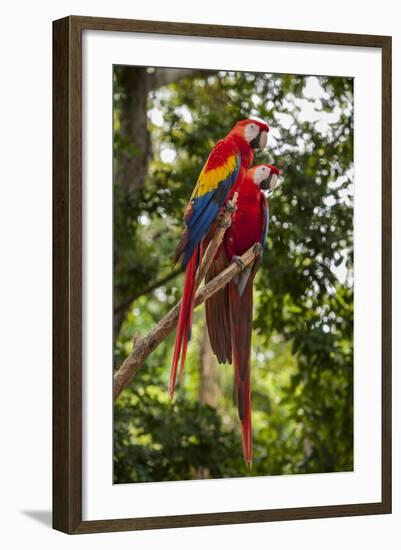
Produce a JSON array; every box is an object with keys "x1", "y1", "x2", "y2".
[
  {"x1": 113, "y1": 68, "x2": 210, "y2": 342},
  {"x1": 117, "y1": 67, "x2": 150, "y2": 192}
]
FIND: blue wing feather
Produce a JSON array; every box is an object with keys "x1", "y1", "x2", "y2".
[
  {"x1": 181, "y1": 156, "x2": 240, "y2": 268},
  {"x1": 261, "y1": 199, "x2": 269, "y2": 254}
]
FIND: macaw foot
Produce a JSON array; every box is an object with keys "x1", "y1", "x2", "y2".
[
  {"x1": 218, "y1": 216, "x2": 232, "y2": 229},
  {"x1": 232, "y1": 255, "x2": 246, "y2": 271},
  {"x1": 252, "y1": 242, "x2": 263, "y2": 258},
  {"x1": 224, "y1": 198, "x2": 237, "y2": 214}
]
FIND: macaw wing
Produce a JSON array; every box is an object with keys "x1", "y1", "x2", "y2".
[
  {"x1": 205, "y1": 248, "x2": 232, "y2": 364},
  {"x1": 179, "y1": 141, "x2": 241, "y2": 267}
]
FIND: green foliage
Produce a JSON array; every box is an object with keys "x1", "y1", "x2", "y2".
[
  {"x1": 113, "y1": 69, "x2": 354, "y2": 482},
  {"x1": 114, "y1": 389, "x2": 243, "y2": 482}
]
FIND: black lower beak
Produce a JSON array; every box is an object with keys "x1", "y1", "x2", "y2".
[{"x1": 260, "y1": 174, "x2": 273, "y2": 190}]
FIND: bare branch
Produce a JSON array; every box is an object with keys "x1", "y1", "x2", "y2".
[{"x1": 113, "y1": 244, "x2": 257, "y2": 401}]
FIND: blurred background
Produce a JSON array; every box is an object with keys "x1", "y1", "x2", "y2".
[{"x1": 113, "y1": 66, "x2": 354, "y2": 483}]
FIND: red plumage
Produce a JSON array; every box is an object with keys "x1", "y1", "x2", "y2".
[
  {"x1": 225, "y1": 174, "x2": 266, "y2": 258},
  {"x1": 206, "y1": 164, "x2": 277, "y2": 466},
  {"x1": 169, "y1": 250, "x2": 198, "y2": 398},
  {"x1": 169, "y1": 120, "x2": 269, "y2": 400}
]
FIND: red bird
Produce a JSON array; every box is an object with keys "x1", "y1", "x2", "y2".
[
  {"x1": 206, "y1": 164, "x2": 280, "y2": 466},
  {"x1": 170, "y1": 120, "x2": 269, "y2": 399}
]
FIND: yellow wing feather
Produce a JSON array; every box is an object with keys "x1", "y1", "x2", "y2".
[{"x1": 191, "y1": 154, "x2": 238, "y2": 199}]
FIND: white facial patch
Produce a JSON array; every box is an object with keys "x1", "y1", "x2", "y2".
[
  {"x1": 244, "y1": 122, "x2": 259, "y2": 143},
  {"x1": 254, "y1": 165, "x2": 270, "y2": 184}
]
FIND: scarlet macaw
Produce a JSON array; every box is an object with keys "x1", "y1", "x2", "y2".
[
  {"x1": 170, "y1": 120, "x2": 270, "y2": 399},
  {"x1": 205, "y1": 164, "x2": 280, "y2": 466}
]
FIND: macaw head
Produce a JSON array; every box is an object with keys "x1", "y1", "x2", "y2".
[
  {"x1": 250, "y1": 164, "x2": 280, "y2": 191},
  {"x1": 232, "y1": 118, "x2": 269, "y2": 150}
]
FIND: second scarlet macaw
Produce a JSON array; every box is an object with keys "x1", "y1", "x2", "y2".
[
  {"x1": 206, "y1": 164, "x2": 280, "y2": 466},
  {"x1": 170, "y1": 120, "x2": 269, "y2": 399}
]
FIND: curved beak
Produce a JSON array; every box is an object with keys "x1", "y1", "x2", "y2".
[
  {"x1": 269, "y1": 173, "x2": 278, "y2": 190},
  {"x1": 250, "y1": 129, "x2": 268, "y2": 150},
  {"x1": 260, "y1": 173, "x2": 278, "y2": 191},
  {"x1": 259, "y1": 130, "x2": 268, "y2": 150}
]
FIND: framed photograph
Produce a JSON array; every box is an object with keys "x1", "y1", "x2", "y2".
[{"x1": 53, "y1": 16, "x2": 392, "y2": 534}]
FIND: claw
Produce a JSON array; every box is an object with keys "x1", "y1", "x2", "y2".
[
  {"x1": 218, "y1": 217, "x2": 232, "y2": 229},
  {"x1": 253, "y1": 242, "x2": 263, "y2": 257},
  {"x1": 232, "y1": 255, "x2": 246, "y2": 271},
  {"x1": 224, "y1": 199, "x2": 237, "y2": 214}
]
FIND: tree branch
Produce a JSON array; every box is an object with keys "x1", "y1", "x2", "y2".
[
  {"x1": 114, "y1": 199, "x2": 237, "y2": 400},
  {"x1": 113, "y1": 243, "x2": 257, "y2": 401}
]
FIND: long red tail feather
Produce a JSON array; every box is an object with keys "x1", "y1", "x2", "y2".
[
  {"x1": 169, "y1": 250, "x2": 198, "y2": 399},
  {"x1": 178, "y1": 244, "x2": 204, "y2": 385},
  {"x1": 229, "y1": 276, "x2": 254, "y2": 467},
  {"x1": 178, "y1": 285, "x2": 196, "y2": 386}
]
